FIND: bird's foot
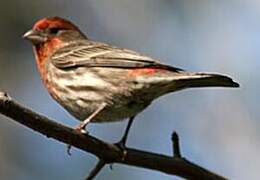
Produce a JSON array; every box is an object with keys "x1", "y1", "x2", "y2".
[
  {"x1": 66, "y1": 124, "x2": 89, "y2": 155},
  {"x1": 75, "y1": 122, "x2": 89, "y2": 134},
  {"x1": 114, "y1": 140, "x2": 128, "y2": 161}
]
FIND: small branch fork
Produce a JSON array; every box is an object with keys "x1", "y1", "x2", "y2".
[
  {"x1": 86, "y1": 160, "x2": 106, "y2": 180},
  {"x1": 0, "y1": 91, "x2": 227, "y2": 180}
]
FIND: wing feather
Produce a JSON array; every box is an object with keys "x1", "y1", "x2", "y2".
[{"x1": 51, "y1": 40, "x2": 183, "y2": 72}]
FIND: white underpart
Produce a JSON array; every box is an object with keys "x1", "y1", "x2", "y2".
[
  {"x1": 46, "y1": 64, "x2": 209, "y2": 122},
  {"x1": 46, "y1": 64, "x2": 110, "y2": 119}
]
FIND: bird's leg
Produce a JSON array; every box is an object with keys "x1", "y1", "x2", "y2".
[
  {"x1": 67, "y1": 103, "x2": 106, "y2": 155},
  {"x1": 75, "y1": 103, "x2": 107, "y2": 133},
  {"x1": 115, "y1": 116, "x2": 135, "y2": 158}
]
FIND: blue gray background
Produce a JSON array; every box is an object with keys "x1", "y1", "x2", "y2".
[{"x1": 0, "y1": 1, "x2": 257, "y2": 179}]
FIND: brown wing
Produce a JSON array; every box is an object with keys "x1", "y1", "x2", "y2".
[{"x1": 51, "y1": 40, "x2": 183, "y2": 72}]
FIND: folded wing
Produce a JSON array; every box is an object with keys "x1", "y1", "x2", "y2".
[{"x1": 51, "y1": 40, "x2": 183, "y2": 72}]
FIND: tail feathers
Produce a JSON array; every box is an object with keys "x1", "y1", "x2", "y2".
[{"x1": 174, "y1": 72, "x2": 239, "y2": 89}]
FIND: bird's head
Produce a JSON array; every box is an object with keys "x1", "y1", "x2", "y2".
[{"x1": 23, "y1": 17, "x2": 86, "y2": 46}]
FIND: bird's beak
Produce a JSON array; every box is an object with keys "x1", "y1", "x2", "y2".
[{"x1": 23, "y1": 29, "x2": 47, "y2": 45}]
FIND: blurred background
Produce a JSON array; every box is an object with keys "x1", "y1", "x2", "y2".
[{"x1": 0, "y1": 0, "x2": 258, "y2": 179}]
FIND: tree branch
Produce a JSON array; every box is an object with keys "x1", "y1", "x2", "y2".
[
  {"x1": 85, "y1": 159, "x2": 106, "y2": 180},
  {"x1": 0, "y1": 91, "x2": 227, "y2": 180}
]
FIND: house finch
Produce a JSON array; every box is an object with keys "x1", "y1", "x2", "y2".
[{"x1": 23, "y1": 17, "x2": 239, "y2": 149}]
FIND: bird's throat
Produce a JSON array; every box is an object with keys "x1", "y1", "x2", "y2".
[
  {"x1": 33, "y1": 38, "x2": 63, "y2": 92},
  {"x1": 33, "y1": 38, "x2": 63, "y2": 77}
]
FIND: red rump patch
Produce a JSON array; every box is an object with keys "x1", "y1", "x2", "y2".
[{"x1": 128, "y1": 68, "x2": 162, "y2": 76}]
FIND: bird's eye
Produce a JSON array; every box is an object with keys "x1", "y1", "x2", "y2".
[{"x1": 49, "y1": 27, "x2": 60, "y2": 34}]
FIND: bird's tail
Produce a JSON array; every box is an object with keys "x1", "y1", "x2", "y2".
[{"x1": 172, "y1": 72, "x2": 239, "y2": 89}]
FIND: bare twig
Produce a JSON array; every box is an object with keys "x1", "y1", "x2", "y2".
[
  {"x1": 172, "y1": 131, "x2": 181, "y2": 158},
  {"x1": 85, "y1": 159, "x2": 106, "y2": 180},
  {"x1": 0, "y1": 91, "x2": 227, "y2": 180}
]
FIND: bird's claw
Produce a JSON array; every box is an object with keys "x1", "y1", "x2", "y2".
[
  {"x1": 66, "y1": 125, "x2": 89, "y2": 155},
  {"x1": 115, "y1": 141, "x2": 128, "y2": 161},
  {"x1": 75, "y1": 126, "x2": 89, "y2": 135}
]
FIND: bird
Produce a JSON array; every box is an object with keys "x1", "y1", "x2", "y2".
[{"x1": 23, "y1": 17, "x2": 239, "y2": 150}]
